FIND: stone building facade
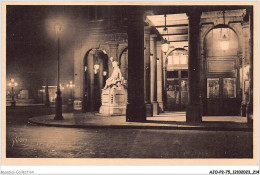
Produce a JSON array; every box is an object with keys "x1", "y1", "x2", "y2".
[{"x1": 73, "y1": 6, "x2": 253, "y2": 123}]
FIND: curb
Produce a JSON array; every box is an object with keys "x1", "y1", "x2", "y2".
[{"x1": 28, "y1": 118, "x2": 253, "y2": 132}]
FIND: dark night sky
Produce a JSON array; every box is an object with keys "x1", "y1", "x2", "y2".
[{"x1": 6, "y1": 5, "x2": 88, "y2": 89}]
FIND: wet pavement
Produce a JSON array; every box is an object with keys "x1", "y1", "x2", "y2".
[{"x1": 5, "y1": 106, "x2": 253, "y2": 158}]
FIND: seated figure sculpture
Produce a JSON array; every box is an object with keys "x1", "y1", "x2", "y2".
[
  {"x1": 100, "y1": 57, "x2": 127, "y2": 115},
  {"x1": 104, "y1": 57, "x2": 125, "y2": 89}
]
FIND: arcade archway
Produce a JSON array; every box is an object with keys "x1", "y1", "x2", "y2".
[{"x1": 203, "y1": 25, "x2": 241, "y2": 116}]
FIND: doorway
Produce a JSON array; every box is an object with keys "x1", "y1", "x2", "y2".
[
  {"x1": 205, "y1": 76, "x2": 240, "y2": 115},
  {"x1": 203, "y1": 26, "x2": 241, "y2": 116},
  {"x1": 166, "y1": 70, "x2": 188, "y2": 111},
  {"x1": 83, "y1": 49, "x2": 108, "y2": 112},
  {"x1": 165, "y1": 48, "x2": 188, "y2": 111}
]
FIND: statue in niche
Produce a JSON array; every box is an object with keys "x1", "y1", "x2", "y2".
[{"x1": 104, "y1": 57, "x2": 126, "y2": 89}]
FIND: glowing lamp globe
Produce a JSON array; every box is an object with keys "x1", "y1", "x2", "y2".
[{"x1": 161, "y1": 38, "x2": 170, "y2": 54}]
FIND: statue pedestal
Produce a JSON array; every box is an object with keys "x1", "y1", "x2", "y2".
[{"x1": 99, "y1": 86, "x2": 127, "y2": 115}]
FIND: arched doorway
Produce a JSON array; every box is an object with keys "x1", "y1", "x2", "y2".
[
  {"x1": 118, "y1": 47, "x2": 128, "y2": 81},
  {"x1": 165, "y1": 48, "x2": 188, "y2": 111},
  {"x1": 83, "y1": 49, "x2": 108, "y2": 112},
  {"x1": 203, "y1": 25, "x2": 241, "y2": 116}
]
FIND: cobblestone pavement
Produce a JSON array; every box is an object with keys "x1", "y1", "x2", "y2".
[{"x1": 5, "y1": 107, "x2": 253, "y2": 158}]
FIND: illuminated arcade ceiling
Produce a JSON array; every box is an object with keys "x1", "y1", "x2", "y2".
[{"x1": 146, "y1": 13, "x2": 188, "y2": 49}]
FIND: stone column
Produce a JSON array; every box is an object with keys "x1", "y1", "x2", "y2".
[
  {"x1": 108, "y1": 42, "x2": 118, "y2": 77},
  {"x1": 247, "y1": 8, "x2": 253, "y2": 124},
  {"x1": 126, "y1": 7, "x2": 146, "y2": 122},
  {"x1": 163, "y1": 54, "x2": 167, "y2": 110},
  {"x1": 156, "y1": 41, "x2": 164, "y2": 113},
  {"x1": 186, "y1": 11, "x2": 202, "y2": 123},
  {"x1": 144, "y1": 26, "x2": 153, "y2": 116},
  {"x1": 89, "y1": 51, "x2": 95, "y2": 112},
  {"x1": 99, "y1": 58, "x2": 104, "y2": 90},
  {"x1": 241, "y1": 22, "x2": 249, "y2": 117},
  {"x1": 150, "y1": 34, "x2": 159, "y2": 115}
]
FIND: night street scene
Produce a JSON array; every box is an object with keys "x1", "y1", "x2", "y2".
[{"x1": 3, "y1": 2, "x2": 257, "y2": 165}]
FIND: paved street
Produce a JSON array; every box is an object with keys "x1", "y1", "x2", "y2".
[{"x1": 6, "y1": 106, "x2": 253, "y2": 158}]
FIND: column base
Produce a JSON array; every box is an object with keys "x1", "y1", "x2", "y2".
[
  {"x1": 158, "y1": 101, "x2": 164, "y2": 113},
  {"x1": 145, "y1": 103, "x2": 153, "y2": 117},
  {"x1": 152, "y1": 101, "x2": 159, "y2": 115},
  {"x1": 126, "y1": 103, "x2": 146, "y2": 122},
  {"x1": 186, "y1": 103, "x2": 202, "y2": 123},
  {"x1": 246, "y1": 104, "x2": 253, "y2": 127}
]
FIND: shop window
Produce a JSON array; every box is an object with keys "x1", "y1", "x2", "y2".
[
  {"x1": 223, "y1": 78, "x2": 236, "y2": 98},
  {"x1": 207, "y1": 78, "x2": 219, "y2": 98},
  {"x1": 167, "y1": 80, "x2": 179, "y2": 91}
]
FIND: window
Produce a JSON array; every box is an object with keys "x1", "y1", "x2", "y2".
[
  {"x1": 181, "y1": 71, "x2": 188, "y2": 78},
  {"x1": 167, "y1": 49, "x2": 188, "y2": 66},
  {"x1": 207, "y1": 78, "x2": 219, "y2": 98},
  {"x1": 223, "y1": 78, "x2": 236, "y2": 98},
  {"x1": 167, "y1": 71, "x2": 178, "y2": 78}
]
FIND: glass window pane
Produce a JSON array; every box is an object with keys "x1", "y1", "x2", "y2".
[
  {"x1": 173, "y1": 55, "x2": 179, "y2": 64},
  {"x1": 181, "y1": 80, "x2": 188, "y2": 104},
  {"x1": 181, "y1": 71, "x2": 188, "y2": 78},
  {"x1": 167, "y1": 71, "x2": 178, "y2": 78},
  {"x1": 167, "y1": 56, "x2": 173, "y2": 65},
  {"x1": 180, "y1": 55, "x2": 187, "y2": 64},
  {"x1": 223, "y1": 78, "x2": 236, "y2": 98},
  {"x1": 207, "y1": 78, "x2": 219, "y2": 98}
]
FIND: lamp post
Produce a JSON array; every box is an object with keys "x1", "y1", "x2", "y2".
[
  {"x1": 54, "y1": 24, "x2": 63, "y2": 120},
  {"x1": 8, "y1": 78, "x2": 18, "y2": 107},
  {"x1": 66, "y1": 81, "x2": 75, "y2": 106}
]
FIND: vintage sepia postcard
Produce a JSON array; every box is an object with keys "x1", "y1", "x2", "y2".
[{"x1": 1, "y1": 1, "x2": 259, "y2": 174}]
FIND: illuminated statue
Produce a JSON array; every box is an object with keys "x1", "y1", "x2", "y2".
[{"x1": 104, "y1": 57, "x2": 125, "y2": 89}]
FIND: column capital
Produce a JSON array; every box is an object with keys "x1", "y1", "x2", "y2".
[
  {"x1": 186, "y1": 11, "x2": 202, "y2": 19},
  {"x1": 144, "y1": 26, "x2": 152, "y2": 34},
  {"x1": 150, "y1": 34, "x2": 157, "y2": 40}
]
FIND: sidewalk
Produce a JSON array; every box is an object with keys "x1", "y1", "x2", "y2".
[{"x1": 28, "y1": 112, "x2": 252, "y2": 131}]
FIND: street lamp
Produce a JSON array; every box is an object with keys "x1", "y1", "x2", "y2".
[
  {"x1": 8, "y1": 78, "x2": 18, "y2": 107},
  {"x1": 66, "y1": 81, "x2": 75, "y2": 106},
  {"x1": 54, "y1": 24, "x2": 63, "y2": 120}
]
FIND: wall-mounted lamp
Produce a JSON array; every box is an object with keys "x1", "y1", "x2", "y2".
[
  {"x1": 94, "y1": 48, "x2": 100, "y2": 74},
  {"x1": 84, "y1": 66, "x2": 87, "y2": 72},
  {"x1": 94, "y1": 64, "x2": 100, "y2": 74},
  {"x1": 103, "y1": 71, "x2": 107, "y2": 76}
]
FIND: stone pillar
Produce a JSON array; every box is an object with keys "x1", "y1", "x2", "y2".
[
  {"x1": 144, "y1": 26, "x2": 153, "y2": 116},
  {"x1": 99, "y1": 58, "x2": 104, "y2": 90},
  {"x1": 157, "y1": 41, "x2": 164, "y2": 113},
  {"x1": 109, "y1": 42, "x2": 118, "y2": 77},
  {"x1": 186, "y1": 11, "x2": 202, "y2": 123},
  {"x1": 163, "y1": 54, "x2": 167, "y2": 111},
  {"x1": 241, "y1": 22, "x2": 249, "y2": 117},
  {"x1": 89, "y1": 51, "x2": 95, "y2": 112},
  {"x1": 150, "y1": 34, "x2": 159, "y2": 115},
  {"x1": 126, "y1": 7, "x2": 146, "y2": 122},
  {"x1": 247, "y1": 8, "x2": 253, "y2": 125}
]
